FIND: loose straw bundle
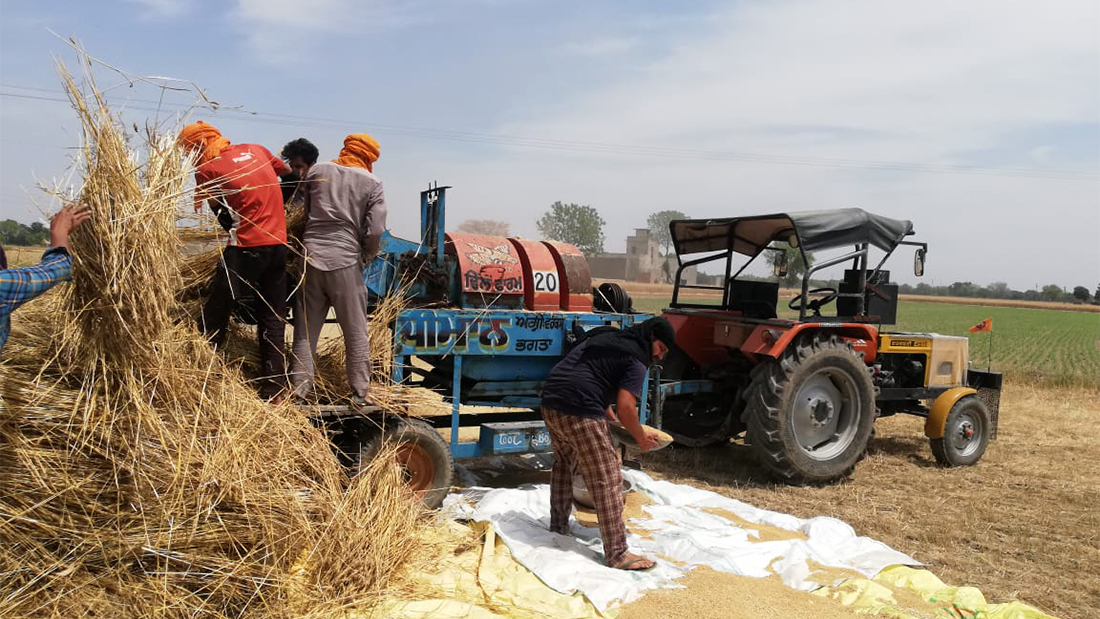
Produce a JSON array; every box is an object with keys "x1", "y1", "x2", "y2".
[
  {"x1": 177, "y1": 200, "x2": 446, "y2": 414},
  {"x1": 0, "y1": 54, "x2": 434, "y2": 618}
]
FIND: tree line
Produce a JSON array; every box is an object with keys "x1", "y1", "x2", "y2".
[
  {"x1": 468, "y1": 205, "x2": 1100, "y2": 304},
  {"x1": 895, "y1": 281, "x2": 1097, "y2": 304},
  {"x1": 10, "y1": 211, "x2": 1096, "y2": 304},
  {"x1": 0, "y1": 219, "x2": 50, "y2": 246}
]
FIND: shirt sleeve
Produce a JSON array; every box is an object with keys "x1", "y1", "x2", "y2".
[
  {"x1": 265, "y1": 146, "x2": 291, "y2": 177},
  {"x1": 619, "y1": 358, "x2": 648, "y2": 400},
  {"x1": 360, "y1": 183, "x2": 388, "y2": 258},
  {"x1": 0, "y1": 248, "x2": 73, "y2": 312},
  {"x1": 193, "y1": 169, "x2": 221, "y2": 211}
]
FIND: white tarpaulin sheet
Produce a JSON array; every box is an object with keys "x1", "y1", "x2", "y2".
[{"x1": 447, "y1": 469, "x2": 918, "y2": 612}]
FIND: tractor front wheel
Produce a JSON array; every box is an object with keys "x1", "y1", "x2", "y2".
[
  {"x1": 930, "y1": 396, "x2": 991, "y2": 467},
  {"x1": 358, "y1": 418, "x2": 454, "y2": 509},
  {"x1": 744, "y1": 333, "x2": 876, "y2": 483}
]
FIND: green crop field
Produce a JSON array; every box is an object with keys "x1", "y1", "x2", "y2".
[{"x1": 632, "y1": 297, "x2": 1100, "y2": 389}]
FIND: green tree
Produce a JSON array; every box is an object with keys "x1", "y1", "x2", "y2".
[
  {"x1": 768, "y1": 245, "x2": 814, "y2": 287},
  {"x1": 1040, "y1": 284, "x2": 1064, "y2": 302},
  {"x1": 0, "y1": 219, "x2": 49, "y2": 245},
  {"x1": 947, "y1": 281, "x2": 982, "y2": 297},
  {"x1": 1095, "y1": 284, "x2": 1100, "y2": 302},
  {"x1": 1072, "y1": 286, "x2": 1090, "y2": 302},
  {"x1": 536, "y1": 201, "x2": 606, "y2": 255},
  {"x1": 646, "y1": 209, "x2": 688, "y2": 255},
  {"x1": 986, "y1": 281, "x2": 1010, "y2": 298}
]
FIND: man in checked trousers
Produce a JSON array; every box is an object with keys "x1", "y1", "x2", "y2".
[{"x1": 540, "y1": 317, "x2": 675, "y2": 571}]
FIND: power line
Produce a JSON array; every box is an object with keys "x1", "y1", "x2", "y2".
[{"x1": 1, "y1": 83, "x2": 1097, "y2": 182}]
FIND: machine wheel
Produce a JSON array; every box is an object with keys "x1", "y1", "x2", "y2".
[
  {"x1": 358, "y1": 418, "x2": 454, "y2": 509},
  {"x1": 930, "y1": 396, "x2": 991, "y2": 467},
  {"x1": 593, "y1": 282, "x2": 633, "y2": 314},
  {"x1": 744, "y1": 333, "x2": 876, "y2": 483}
]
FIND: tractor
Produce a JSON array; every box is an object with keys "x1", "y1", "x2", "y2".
[
  {"x1": 652, "y1": 209, "x2": 1003, "y2": 482},
  {"x1": 309, "y1": 187, "x2": 1002, "y2": 506}
]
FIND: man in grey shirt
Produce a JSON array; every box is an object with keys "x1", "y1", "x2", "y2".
[{"x1": 290, "y1": 134, "x2": 387, "y2": 405}]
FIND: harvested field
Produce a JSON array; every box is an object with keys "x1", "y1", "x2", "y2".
[
  {"x1": 625, "y1": 288, "x2": 1100, "y2": 389},
  {"x1": 601, "y1": 278, "x2": 1100, "y2": 313},
  {"x1": 3, "y1": 244, "x2": 49, "y2": 268},
  {"x1": 895, "y1": 295, "x2": 1099, "y2": 313},
  {"x1": 636, "y1": 384, "x2": 1100, "y2": 619}
]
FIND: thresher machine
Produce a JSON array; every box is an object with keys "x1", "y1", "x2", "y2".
[{"x1": 320, "y1": 186, "x2": 1002, "y2": 507}]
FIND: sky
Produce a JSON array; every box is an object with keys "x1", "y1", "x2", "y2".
[{"x1": 0, "y1": 0, "x2": 1097, "y2": 290}]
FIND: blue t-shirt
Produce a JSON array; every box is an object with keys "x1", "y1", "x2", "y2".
[{"x1": 541, "y1": 338, "x2": 649, "y2": 418}]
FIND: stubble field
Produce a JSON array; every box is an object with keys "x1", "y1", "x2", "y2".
[{"x1": 622, "y1": 284, "x2": 1099, "y2": 618}]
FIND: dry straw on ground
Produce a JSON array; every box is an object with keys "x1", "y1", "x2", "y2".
[{"x1": 0, "y1": 55, "x2": 435, "y2": 618}]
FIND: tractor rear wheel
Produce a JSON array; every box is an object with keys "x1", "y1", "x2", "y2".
[
  {"x1": 930, "y1": 396, "x2": 991, "y2": 467},
  {"x1": 358, "y1": 418, "x2": 454, "y2": 509},
  {"x1": 744, "y1": 333, "x2": 876, "y2": 483}
]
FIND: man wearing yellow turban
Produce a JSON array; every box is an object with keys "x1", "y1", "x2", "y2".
[
  {"x1": 179, "y1": 121, "x2": 295, "y2": 400},
  {"x1": 290, "y1": 133, "x2": 387, "y2": 407}
]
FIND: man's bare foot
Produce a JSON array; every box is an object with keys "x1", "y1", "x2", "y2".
[{"x1": 610, "y1": 552, "x2": 655, "y2": 571}]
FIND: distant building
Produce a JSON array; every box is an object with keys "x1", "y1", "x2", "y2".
[{"x1": 588, "y1": 228, "x2": 698, "y2": 285}]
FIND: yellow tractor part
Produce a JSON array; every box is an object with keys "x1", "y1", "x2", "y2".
[{"x1": 924, "y1": 387, "x2": 978, "y2": 439}]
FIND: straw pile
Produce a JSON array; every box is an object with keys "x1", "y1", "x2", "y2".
[{"x1": 0, "y1": 57, "x2": 433, "y2": 618}]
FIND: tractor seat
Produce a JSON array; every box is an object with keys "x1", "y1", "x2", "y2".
[{"x1": 726, "y1": 279, "x2": 779, "y2": 319}]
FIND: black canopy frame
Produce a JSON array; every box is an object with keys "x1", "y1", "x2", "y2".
[{"x1": 667, "y1": 209, "x2": 924, "y2": 321}]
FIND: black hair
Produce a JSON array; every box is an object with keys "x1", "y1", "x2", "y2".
[{"x1": 281, "y1": 138, "x2": 319, "y2": 165}]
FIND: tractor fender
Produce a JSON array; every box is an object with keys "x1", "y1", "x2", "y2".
[
  {"x1": 925, "y1": 387, "x2": 978, "y2": 439},
  {"x1": 741, "y1": 322, "x2": 879, "y2": 363}
]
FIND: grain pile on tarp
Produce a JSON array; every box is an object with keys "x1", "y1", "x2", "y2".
[{"x1": 0, "y1": 57, "x2": 432, "y2": 618}]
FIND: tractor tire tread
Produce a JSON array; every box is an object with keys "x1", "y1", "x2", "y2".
[{"x1": 743, "y1": 332, "x2": 876, "y2": 484}]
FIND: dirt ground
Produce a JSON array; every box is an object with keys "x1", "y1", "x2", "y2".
[
  {"x1": 454, "y1": 383, "x2": 1096, "y2": 618},
  {"x1": 632, "y1": 384, "x2": 1099, "y2": 619}
]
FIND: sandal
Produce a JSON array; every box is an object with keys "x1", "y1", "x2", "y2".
[
  {"x1": 610, "y1": 554, "x2": 655, "y2": 571},
  {"x1": 351, "y1": 394, "x2": 378, "y2": 409}
]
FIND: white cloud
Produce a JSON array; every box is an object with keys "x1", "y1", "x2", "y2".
[
  {"x1": 1028, "y1": 145, "x2": 1057, "y2": 164},
  {"x1": 230, "y1": 0, "x2": 532, "y2": 61},
  {"x1": 231, "y1": 0, "x2": 457, "y2": 62},
  {"x1": 502, "y1": 0, "x2": 1099, "y2": 164},
  {"x1": 555, "y1": 37, "x2": 640, "y2": 58},
  {"x1": 125, "y1": 0, "x2": 190, "y2": 18},
  {"x1": 472, "y1": 0, "x2": 1100, "y2": 289}
]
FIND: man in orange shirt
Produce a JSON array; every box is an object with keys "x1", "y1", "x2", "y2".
[{"x1": 179, "y1": 121, "x2": 294, "y2": 399}]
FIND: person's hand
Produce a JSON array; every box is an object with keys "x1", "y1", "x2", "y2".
[
  {"x1": 50, "y1": 203, "x2": 91, "y2": 249},
  {"x1": 634, "y1": 429, "x2": 660, "y2": 453},
  {"x1": 605, "y1": 406, "x2": 619, "y2": 422}
]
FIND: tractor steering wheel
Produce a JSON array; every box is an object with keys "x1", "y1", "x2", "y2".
[{"x1": 788, "y1": 287, "x2": 839, "y2": 314}]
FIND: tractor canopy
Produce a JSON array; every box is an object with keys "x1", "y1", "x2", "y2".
[{"x1": 669, "y1": 208, "x2": 914, "y2": 257}]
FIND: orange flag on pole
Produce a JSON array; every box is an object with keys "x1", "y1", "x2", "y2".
[{"x1": 969, "y1": 317, "x2": 993, "y2": 332}]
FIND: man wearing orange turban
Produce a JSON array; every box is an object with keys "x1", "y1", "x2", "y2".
[
  {"x1": 178, "y1": 120, "x2": 231, "y2": 164},
  {"x1": 179, "y1": 121, "x2": 295, "y2": 400},
  {"x1": 290, "y1": 133, "x2": 387, "y2": 407},
  {"x1": 332, "y1": 134, "x2": 380, "y2": 171}
]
